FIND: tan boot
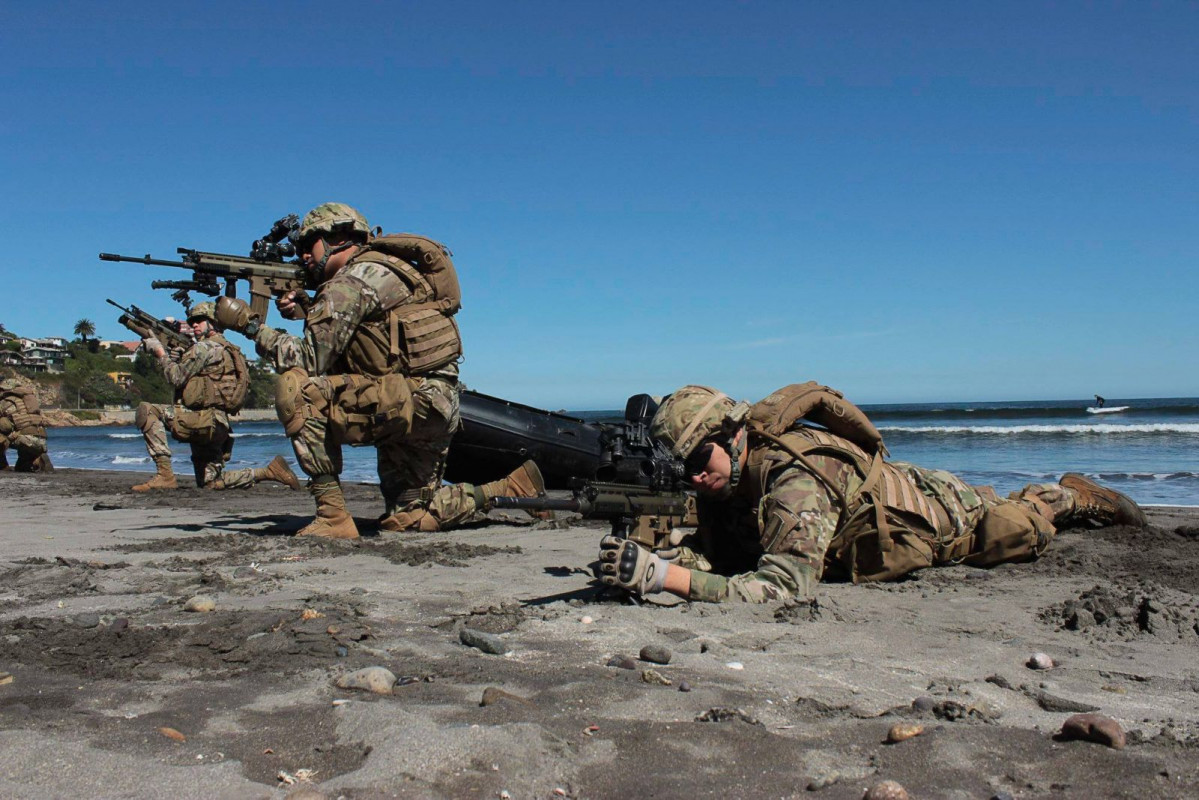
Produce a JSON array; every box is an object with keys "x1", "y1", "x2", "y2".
[
  {"x1": 297, "y1": 480, "x2": 359, "y2": 539},
  {"x1": 481, "y1": 459, "x2": 551, "y2": 519},
  {"x1": 1059, "y1": 473, "x2": 1147, "y2": 527},
  {"x1": 132, "y1": 456, "x2": 178, "y2": 492},
  {"x1": 254, "y1": 455, "x2": 300, "y2": 490},
  {"x1": 379, "y1": 508, "x2": 441, "y2": 533}
]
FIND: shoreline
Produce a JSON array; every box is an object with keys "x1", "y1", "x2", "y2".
[
  {"x1": 40, "y1": 407, "x2": 280, "y2": 428},
  {"x1": 0, "y1": 468, "x2": 1197, "y2": 797}
]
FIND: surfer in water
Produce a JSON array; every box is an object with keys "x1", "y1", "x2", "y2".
[{"x1": 1094, "y1": 394, "x2": 1106, "y2": 408}]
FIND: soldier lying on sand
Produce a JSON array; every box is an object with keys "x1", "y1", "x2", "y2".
[{"x1": 599, "y1": 382, "x2": 1147, "y2": 603}]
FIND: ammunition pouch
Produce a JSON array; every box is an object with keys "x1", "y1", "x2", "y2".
[
  {"x1": 964, "y1": 502, "x2": 1053, "y2": 566},
  {"x1": 170, "y1": 407, "x2": 218, "y2": 444},
  {"x1": 328, "y1": 373, "x2": 415, "y2": 445}
]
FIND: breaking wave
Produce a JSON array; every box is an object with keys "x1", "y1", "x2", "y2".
[{"x1": 879, "y1": 423, "x2": 1199, "y2": 436}]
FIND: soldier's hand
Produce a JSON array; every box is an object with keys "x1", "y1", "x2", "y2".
[
  {"x1": 275, "y1": 290, "x2": 308, "y2": 320},
  {"x1": 215, "y1": 296, "x2": 261, "y2": 336},
  {"x1": 597, "y1": 535, "x2": 669, "y2": 595},
  {"x1": 142, "y1": 337, "x2": 165, "y2": 360}
]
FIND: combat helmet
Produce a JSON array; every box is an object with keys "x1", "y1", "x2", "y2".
[
  {"x1": 187, "y1": 301, "x2": 218, "y2": 325},
  {"x1": 293, "y1": 203, "x2": 371, "y2": 253},
  {"x1": 651, "y1": 385, "x2": 751, "y2": 489}
]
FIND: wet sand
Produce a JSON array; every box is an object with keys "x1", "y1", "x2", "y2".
[{"x1": 1, "y1": 468, "x2": 1197, "y2": 799}]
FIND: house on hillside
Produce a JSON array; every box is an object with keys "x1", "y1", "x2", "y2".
[
  {"x1": 101, "y1": 340, "x2": 142, "y2": 362},
  {"x1": 17, "y1": 337, "x2": 69, "y2": 373}
]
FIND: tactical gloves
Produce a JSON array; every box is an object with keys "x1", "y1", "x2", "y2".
[
  {"x1": 142, "y1": 336, "x2": 166, "y2": 360},
  {"x1": 597, "y1": 535, "x2": 669, "y2": 596},
  {"x1": 215, "y1": 296, "x2": 261, "y2": 337}
]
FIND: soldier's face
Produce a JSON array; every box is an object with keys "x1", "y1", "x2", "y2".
[
  {"x1": 689, "y1": 442, "x2": 732, "y2": 494},
  {"x1": 190, "y1": 320, "x2": 210, "y2": 338}
]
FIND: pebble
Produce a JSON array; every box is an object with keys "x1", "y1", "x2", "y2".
[
  {"x1": 232, "y1": 566, "x2": 260, "y2": 579},
  {"x1": 863, "y1": 780, "x2": 909, "y2": 800},
  {"x1": 1027, "y1": 651, "x2": 1055, "y2": 670},
  {"x1": 73, "y1": 613, "x2": 100, "y2": 629},
  {"x1": 158, "y1": 726, "x2": 187, "y2": 743},
  {"x1": 606, "y1": 655, "x2": 636, "y2": 670},
  {"x1": 184, "y1": 595, "x2": 216, "y2": 613},
  {"x1": 459, "y1": 627, "x2": 510, "y2": 655},
  {"x1": 580, "y1": 616, "x2": 593, "y2": 624},
  {"x1": 725, "y1": 662, "x2": 744, "y2": 670},
  {"x1": 108, "y1": 617, "x2": 129, "y2": 631},
  {"x1": 885, "y1": 723, "x2": 924, "y2": 743},
  {"x1": 335, "y1": 666, "x2": 397, "y2": 695},
  {"x1": 911, "y1": 695, "x2": 936, "y2": 713},
  {"x1": 990, "y1": 793, "x2": 1015, "y2": 800},
  {"x1": 1059, "y1": 713, "x2": 1126, "y2": 749},
  {"x1": 641, "y1": 669, "x2": 672, "y2": 686},
  {"x1": 639, "y1": 645, "x2": 672, "y2": 665},
  {"x1": 678, "y1": 680, "x2": 692, "y2": 693}
]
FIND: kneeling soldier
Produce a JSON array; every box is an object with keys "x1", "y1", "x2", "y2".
[
  {"x1": 0, "y1": 378, "x2": 52, "y2": 472},
  {"x1": 217, "y1": 202, "x2": 545, "y2": 539},
  {"x1": 132, "y1": 302, "x2": 299, "y2": 492}
]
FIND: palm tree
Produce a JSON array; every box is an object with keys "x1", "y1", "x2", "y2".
[{"x1": 74, "y1": 318, "x2": 96, "y2": 343}]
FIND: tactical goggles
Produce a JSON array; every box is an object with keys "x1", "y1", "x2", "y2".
[{"x1": 684, "y1": 443, "x2": 715, "y2": 477}]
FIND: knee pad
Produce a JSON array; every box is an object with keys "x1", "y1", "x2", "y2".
[
  {"x1": 135, "y1": 402, "x2": 157, "y2": 432},
  {"x1": 276, "y1": 369, "x2": 319, "y2": 437}
]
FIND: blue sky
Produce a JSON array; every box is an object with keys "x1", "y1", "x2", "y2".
[{"x1": 2, "y1": 1, "x2": 1195, "y2": 409}]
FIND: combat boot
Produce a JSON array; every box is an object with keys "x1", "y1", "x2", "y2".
[
  {"x1": 1059, "y1": 473, "x2": 1147, "y2": 528},
  {"x1": 481, "y1": 459, "x2": 551, "y2": 519},
  {"x1": 132, "y1": 456, "x2": 178, "y2": 492},
  {"x1": 254, "y1": 455, "x2": 301, "y2": 490},
  {"x1": 297, "y1": 480, "x2": 359, "y2": 539}
]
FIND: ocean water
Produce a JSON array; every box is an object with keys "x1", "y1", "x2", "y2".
[{"x1": 45, "y1": 397, "x2": 1199, "y2": 506}]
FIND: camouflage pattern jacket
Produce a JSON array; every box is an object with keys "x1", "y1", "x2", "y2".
[{"x1": 253, "y1": 258, "x2": 459, "y2": 383}]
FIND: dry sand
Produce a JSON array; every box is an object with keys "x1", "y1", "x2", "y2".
[{"x1": 1, "y1": 468, "x2": 1197, "y2": 799}]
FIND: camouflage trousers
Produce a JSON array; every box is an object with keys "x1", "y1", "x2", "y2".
[
  {"x1": 689, "y1": 463, "x2": 1077, "y2": 603},
  {"x1": 135, "y1": 402, "x2": 255, "y2": 489},
  {"x1": 1, "y1": 433, "x2": 47, "y2": 472},
  {"x1": 284, "y1": 376, "x2": 482, "y2": 529}
]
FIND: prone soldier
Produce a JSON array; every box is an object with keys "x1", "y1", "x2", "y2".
[
  {"x1": 131, "y1": 302, "x2": 299, "y2": 492},
  {"x1": 0, "y1": 378, "x2": 52, "y2": 472},
  {"x1": 216, "y1": 203, "x2": 545, "y2": 539},
  {"x1": 599, "y1": 382, "x2": 1148, "y2": 603}
]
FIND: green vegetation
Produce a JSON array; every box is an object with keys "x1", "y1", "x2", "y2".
[
  {"x1": 11, "y1": 341, "x2": 277, "y2": 410},
  {"x1": 73, "y1": 318, "x2": 96, "y2": 342}
]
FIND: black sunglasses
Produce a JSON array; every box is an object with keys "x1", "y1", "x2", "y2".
[{"x1": 684, "y1": 443, "x2": 715, "y2": 477}]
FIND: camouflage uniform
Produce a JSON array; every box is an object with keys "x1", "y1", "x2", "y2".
[
  {"x1": 0, "y1": 381, "x2": 48, "y2": 472},
  {"x1": 649, "y1": 384, "x2": 1106, "y2": 605},
  {"x1": 136, "y1": 337, "x2": 255, "y2": 488},
  {"x1": 679, "y1": 426, "x2": 1075, "y2": 603},
  {"x1": 253, "y1": 259, "x2": 483, "y2": 528}
]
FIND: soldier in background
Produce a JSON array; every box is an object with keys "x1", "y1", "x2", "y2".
[
  {"x1": 132, "y1": 302, "x2": 299, "y2": 493},
  {"x1": 599, "y1": 383, "x2": 1148, "y2": 603},
  {"x1": 0, "y1": 378, "x2": 52, "y2": 472},
  {"x1": 217, "y1": 202, "x2": 545, "y2": 539}
]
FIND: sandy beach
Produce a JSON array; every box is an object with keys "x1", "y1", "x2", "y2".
[{"x1": 1, "y1": 468, "x2": 1197, "y2": 799}]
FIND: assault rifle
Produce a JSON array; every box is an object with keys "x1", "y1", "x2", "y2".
[
  {"x1": 100, "y1": 214, "x2": 312, "y2": 322},
  {"x1": 106, "y1": 299, "x2": 192, "y2": 351},
  {"x1": 491, "y1": 478, "x2": 695, "y2": 551}
]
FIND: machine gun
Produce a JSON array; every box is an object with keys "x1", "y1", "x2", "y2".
[
  {"x1": 106, "y1": 299, "x2": 192, "y2": 351},
  {"x1": 490, "y1": 478, "x2": 695, "y2": 551},
  {"x1": 100, "y1": 214, "x2": 312, "y2": 322}
]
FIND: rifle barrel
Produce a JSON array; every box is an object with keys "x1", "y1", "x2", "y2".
[
  {"x1": 99, "y1": 252, "x2": 189, "y2": 268},
  {"x1": 490, "y1": 496, "x2": 582, "y2": 512}
]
